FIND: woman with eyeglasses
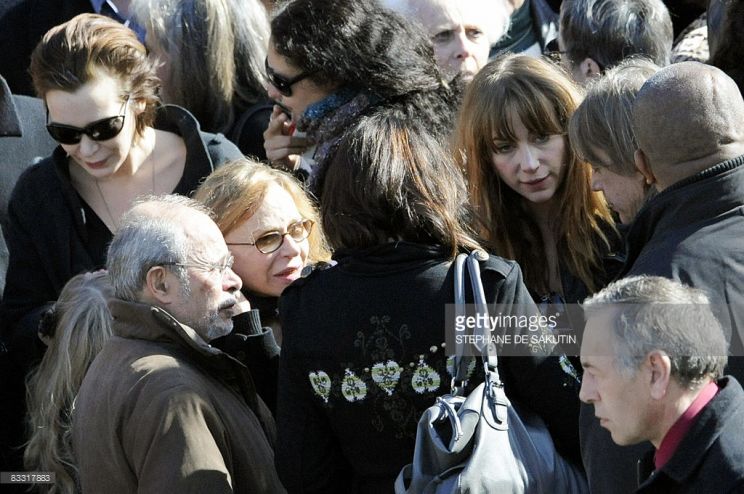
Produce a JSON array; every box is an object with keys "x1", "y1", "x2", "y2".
[
  {"x1": 0, "y1": 14, "x2": 241, "y2": 372},
  {"x1": 196, "y1": 158, "x2": 330, "y2": 343},
  {"x1": 195, "y1": 158, "x2": 330, "y2": 413},
  {"x1": 263, "y1": 0, "x2": 457, "y2": 197}
]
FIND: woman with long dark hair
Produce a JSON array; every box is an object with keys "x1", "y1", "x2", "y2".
[{"x1": 275, "y1": 108, "x2": 585, "y2": 492}]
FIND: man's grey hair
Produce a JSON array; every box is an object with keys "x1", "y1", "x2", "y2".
[
  {"x1": 583, "y1": 275, "x2": 728, "y2": 388},
  {"x1": 559, "y1": 0, "x2": 673, "y2": 69},
  {"x1": 106, "y1": 194, "x2": 214, "y2": 301}
]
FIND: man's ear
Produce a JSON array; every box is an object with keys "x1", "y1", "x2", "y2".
[
  {"x1": 578, "y1": 57, "x2": 602, "y2": 80},
  {"x1": 646, "y1": 350, "x2": 672, "y2": 400},
  {"x1": 145, "y1": 266, "x2": 176, "y2": 305},
  {"x1": 635, "y1": 149, "x2": 656, "y2": 186}
]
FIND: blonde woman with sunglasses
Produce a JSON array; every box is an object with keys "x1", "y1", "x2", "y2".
[{"x1": 0, "y1": 14, "x2": 241, "y2": 376}]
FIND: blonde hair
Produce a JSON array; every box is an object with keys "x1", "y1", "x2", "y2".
[
  {"x1": 24, "y1": 271, "x2": 114, "y2": 494},
  {"x1": 455, "y1": 53, "x2": 614, "y2": 294},
  {"x1": 195, "y1": 158, "x2": 331, "y2": 263}
]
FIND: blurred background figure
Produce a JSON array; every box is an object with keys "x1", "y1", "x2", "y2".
[
  {"x1": 195, "y1": 158, "x2": 330, "y2": 343},
  {"x1": 132, "y1": 0, "x2": 273, "y2": 159},
  {"x1": 0, "y1": 75, "x2": 56, "y2": 300},
  {"x1": 707, "y1": 0, "x2": 744, "y2": 95},
  {"x1": 569, "y1": 57, "x2": 659, "y2": 224},
  {"x1": 24, "y1": 271, "x2": 113, "y2": 494},
  {"x1": 557, "y1": 0, "x2": 673, "y2": 84},
  {"x1": 263, "y1": 0, "x2": 457, "y2": 197},
  {"x1": 0, "y1": 0, "x2": 143, "y2": 96},
  {"x1": 489, "y1": 0, "x2": 559, "y2": 58},
  {"x1": 380, "y1": 0, "x2": 510, "y2": 82}
]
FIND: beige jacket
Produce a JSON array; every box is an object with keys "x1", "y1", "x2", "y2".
[{"x1": 73, "y1": 299, "x2": 286, "y2": 493}]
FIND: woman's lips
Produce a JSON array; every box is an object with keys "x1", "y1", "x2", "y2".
[
  {"x1": 522, "y1": 175, "x2": 549, "y2": 186},
  {"x1": 85, "y1": 159, "x2": 108, "y2": 169},
  {"x1": 274, "y1": 266, "x2": 301, "y2": 279}
]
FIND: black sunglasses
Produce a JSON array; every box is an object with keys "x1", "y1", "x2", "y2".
[
  {"x1": 265, "y1": 58, "x2": 314, "y2": 97},
  {"x1": 227, "y1": 219, "x2": 314, "y2": 254},
  {"x1": 46, "y1": 97, "x2": 129, "y2": 145}
]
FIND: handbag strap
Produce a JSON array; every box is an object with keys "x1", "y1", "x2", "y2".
[{"x1": 452, "y1": 251, "x2": 502, "y2": 392}]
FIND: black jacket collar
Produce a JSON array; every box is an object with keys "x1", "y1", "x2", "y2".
[
  {"x1": 622, "y1": 155, "x2": 744, "y2": 277},
  {"x1": 637, "y1": 377, "x2": 744, "y2": 488}
]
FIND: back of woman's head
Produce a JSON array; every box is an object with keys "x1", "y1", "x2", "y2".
[
  {"x1": 132, "y1": 0, "x2": 269, "y2": 132},
  {"x1": 195, "y1": 159, "x2": 330, "y2": 262},
  {"x1": 271, "y1": 0, "x2": 444, "y2": 98},
  {"x1": 24, "y1": 271, "x2": 113, "y2": 494},
  {"x1": 569, "y1": 57, "x2": 659, "y2": 176},
  {"x1": 29, "y1": 13, "x2": 160, "y2": 135},
  {"x1": 321, "y1": 109, "x2": 481, "y2": 256}
]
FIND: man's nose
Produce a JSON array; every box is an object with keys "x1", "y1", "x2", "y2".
[
  {"x1": 579, "y1": 373, "x2": 597, "y2": 404},
  {"x1": 453, "y1": 31, "x2": 475, "y2": 60},
  {"x1": 223, "y1": 267, "x2": 243, "y2": 293}
]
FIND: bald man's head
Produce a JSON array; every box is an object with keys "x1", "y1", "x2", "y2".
[{"x1": 632, "y1": 62, "x2": 744, "y2": 187}]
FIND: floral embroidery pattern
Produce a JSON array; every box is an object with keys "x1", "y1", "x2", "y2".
[
  {"x1": 341, "y1": 369, "x2": 367, "y2": 402},
  {"x1": 411, "y1": 356, "x2": 441, "y2": 394},
  {"x1": 308, "y1": 371, "x2": 332, "y2": 403},
  {"x1": 371, "y1": 360, "x2": 402, "y2": 396}
]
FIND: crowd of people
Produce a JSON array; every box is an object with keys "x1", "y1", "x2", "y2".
[{"x1": 1, "y1": 0, "x2": 743, "y2": 493}]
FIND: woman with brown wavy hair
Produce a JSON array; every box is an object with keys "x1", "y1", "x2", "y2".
[{"x1": 455, "y1": 53, "x2": 620, "y2": 306}]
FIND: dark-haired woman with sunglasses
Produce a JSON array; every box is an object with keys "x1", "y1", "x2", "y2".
[
  {"x1": 195, "y1": 158, "x2": 331, "y2": 412},
  {"x1": 0, "y1": 14, "x2": 241, "y2": 373},
  {"x1": 263, "y1": 0, "x2": 458, "y2": 197}
]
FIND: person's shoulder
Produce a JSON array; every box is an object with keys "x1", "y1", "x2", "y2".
[
  {"x1": 10, "y1": 155, "x2": 60, "y2": 198},
  {"x1": 202, "y1": 130, "x2": 242, "y2": 163},
  {"x1": 479, "y1": 252, "x2": 523, "y2": 279}
]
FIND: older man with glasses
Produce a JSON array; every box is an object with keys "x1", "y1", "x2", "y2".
[{"x1": 72, "y1": 194, "x2": 285, "y2": 494}]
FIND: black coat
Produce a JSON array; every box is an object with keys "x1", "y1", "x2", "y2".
[
  {"x1": 0, "y1": 75, "x2": 56, "y2": 299},
  {"x1": 636, "y1": 377, "x2": 744, "y2": 493},
  {"x1": 581, "y1": 155, "x2": 744, "y2": 494},
  {"x1": 0, "y1": 104, "x2": 241, "y2": 370},
  {"x1": 275, "y1": 242, "x2": 584, "y2": 494}
]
